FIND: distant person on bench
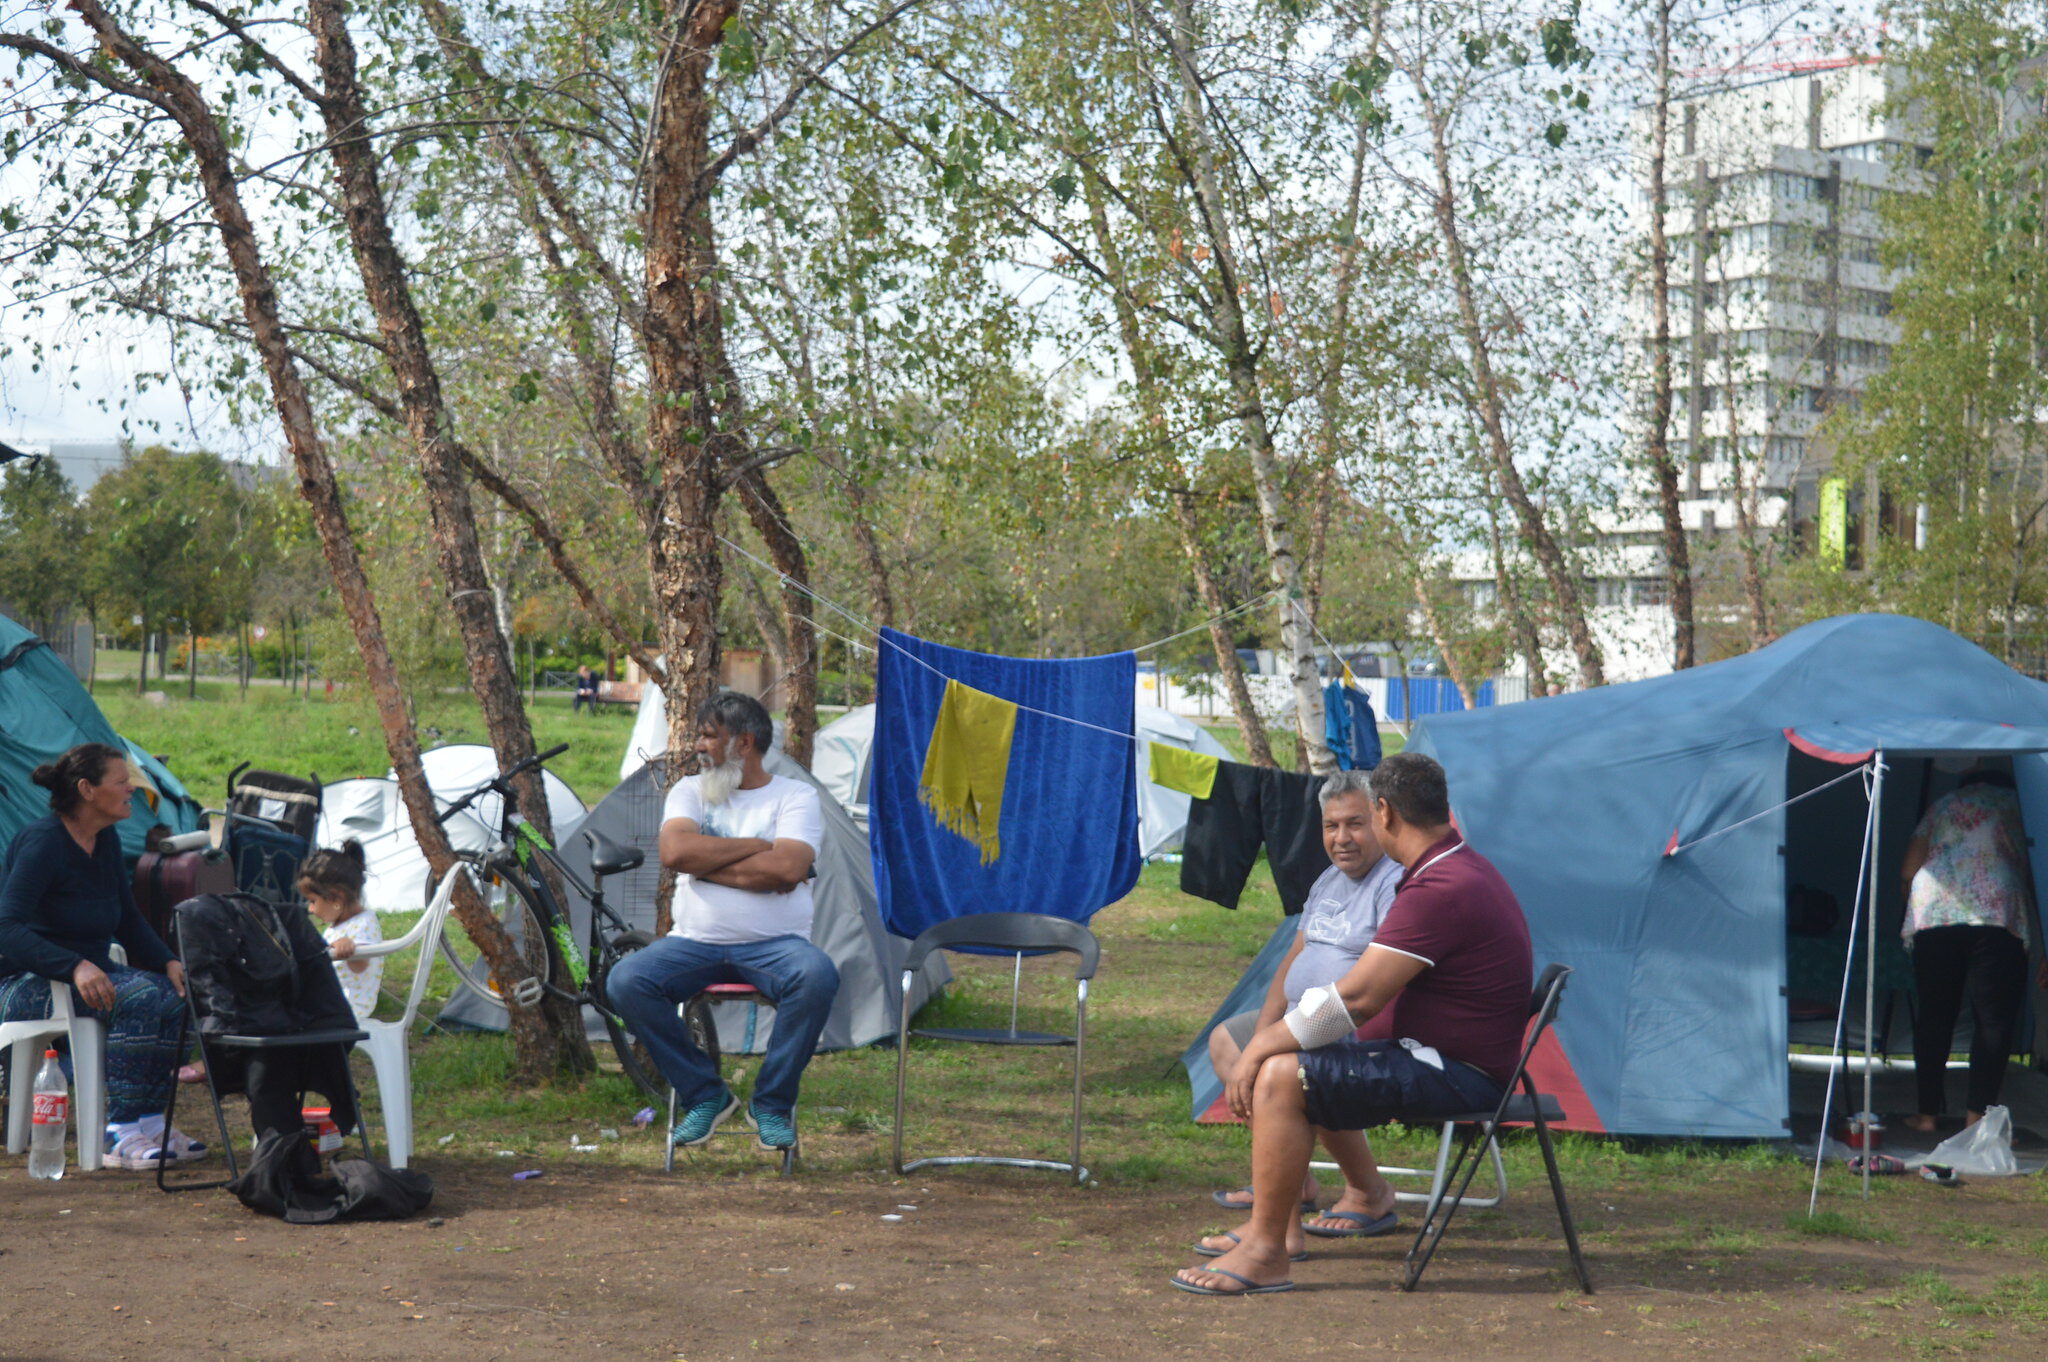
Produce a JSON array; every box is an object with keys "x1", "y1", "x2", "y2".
[
  {"x1": 1172, "y1": 753, "x2": 1531, "y2": 1296},
  {"x1": 605, "y1": 692, "x2": 839, "y2": 1154},
  {"x1": 1898, "y1": 766, "x2": 2048, "y2": 1135},
  {"x1": 1203, "y1": 770, "x2": 1401, "y2": 1248},
  {"x1": 572, "y1": 665, "x2": 599, "y2": 715}
]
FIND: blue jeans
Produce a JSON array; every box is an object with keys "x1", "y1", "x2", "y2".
[{"x1": 605, "y1": 934, "x2": 839, "y2": 1116}]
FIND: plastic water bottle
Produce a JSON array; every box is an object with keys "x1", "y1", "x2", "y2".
[{"x1": 28, "y1": 1048, "x2": 68, "y2": 1181}]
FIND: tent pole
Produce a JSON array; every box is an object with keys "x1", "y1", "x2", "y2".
[
  {"x1": 1809, "y1": 757, "x2": 1879, "y2": 1217},
  {"x1": 1862, "y1": 752, "x2": 1886, "y2": 1201}
]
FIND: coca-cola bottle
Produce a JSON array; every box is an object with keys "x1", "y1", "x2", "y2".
[{"x1": 28, "y1": 1048, "x2": 68, "y2": 1181}]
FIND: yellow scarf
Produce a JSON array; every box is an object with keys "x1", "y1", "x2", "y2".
[
  {"x1": 919, "y1": 679, "x2": 1017, "y2": 864},
  {"x1": 1147, "y1": 742, "x2": 1221, "y2": 800}
]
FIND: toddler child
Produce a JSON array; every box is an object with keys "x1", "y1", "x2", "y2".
[{"x1": 299, "y1": 841, "x2": 383, "y2": 1022}]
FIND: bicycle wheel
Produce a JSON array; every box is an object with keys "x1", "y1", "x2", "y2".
[
  {"x1": 594, "y1": 930, "x2": 670, "y2": 1102},
  {"x1": 433, "y1": 854, "x2": 554, "y2": 1006}
]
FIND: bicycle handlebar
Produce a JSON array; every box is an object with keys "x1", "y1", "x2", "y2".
[{"x1": 431, "y1": 743, "x2": 571, "y2": 826}]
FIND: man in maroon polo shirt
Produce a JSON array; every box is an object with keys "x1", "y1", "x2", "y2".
[{"x1": 1172, "y1": 751, "x2": 1532, "y2": 1296}]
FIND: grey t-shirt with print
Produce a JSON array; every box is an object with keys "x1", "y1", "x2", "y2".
[{"x1": 1280, "y1": 854, "x2": 1401, "y2": 1004}]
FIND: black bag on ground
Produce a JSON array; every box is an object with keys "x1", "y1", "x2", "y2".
[{"x1": 230, "y1": 1128, "x2": 435, "y2": 1225}]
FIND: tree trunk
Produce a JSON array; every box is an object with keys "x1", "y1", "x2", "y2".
[
  {"x1": 135, "y1": 608, "x2": 148, "y2": 696},
  {"x1": 187, "y1": 625, "x2": 197, "y2": 698},
  {"x1": 61, "y1": 0, "x2": 569, "y2": 1084},
  {"x1": 732, "y1": 465, "x2": 817, "y2": 766},
  {"x1": 1067, "y1": 124, "x2": 1276, "y2": 767},
  {"x1": 306, "y1": 0, "x2": 589, "y2": 1075},
  {"x1": 731, "y1": 553, "x2": 791, "y2": 681},
  {"x1": 1644, "y1": 0, "x2": 1695, "y2": 670},
  {"x1": 1485, "y1": 478, "x2": 1546, "y2": 686},
  {"x1": 1172, "y1": 493, "x2": 1278, "y2": 766},
  {"x1": 643, "y1": 0, "x2": 746, "y2": 760},
  {"x1": 1411, "y1": 575, "x2": 1478, "y2": 710},
  {"x1": 1156, "y1": 0, "x2": 1334, "y2": 771},
  {"x1": 1410, "y1": 70, "x2": 1606, "y2": 688}
]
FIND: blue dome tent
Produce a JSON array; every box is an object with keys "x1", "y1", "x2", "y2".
[
  {"x1": 1409, "y1": 614, "x2": 2048, "y2": 1139},
  {"x1": 1, "y1": 615, "x2": 203, "y2": 860}
]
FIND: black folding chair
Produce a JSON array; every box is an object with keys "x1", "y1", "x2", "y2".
[
  {"x1": 892, "y1": 912, "x2": 1099, "y2": 1185},
  {"x1": 156, "y1": 1017, "x2": 371, "y2": 1193},
  {"x1": 1401, "y1": 963, "x2": 1594, "y2": 1294}
]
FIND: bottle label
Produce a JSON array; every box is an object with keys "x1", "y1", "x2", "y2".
[{"x1": 32, "y1": 1092, "x2": 67, "y2": 1126}]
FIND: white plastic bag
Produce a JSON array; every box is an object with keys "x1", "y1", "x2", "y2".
[{"x1": 1922, "y1": 1105, "x2": 2020, "y2": 1177}]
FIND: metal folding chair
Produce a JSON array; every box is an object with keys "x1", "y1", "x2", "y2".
[
  {"x1": 892, "y1": 912, "x2": 1099, "y2": 1185},
  {"x1": 1401, "y1": 963, "x2": 1594, "y2": 1293}
]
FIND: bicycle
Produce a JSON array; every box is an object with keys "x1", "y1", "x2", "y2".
[{"x1": 427, "y1": 742, "x2": 704, "y2": 1100}]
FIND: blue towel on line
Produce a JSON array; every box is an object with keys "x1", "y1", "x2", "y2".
[{"x1": 870, "y1": 628, "x2": 1141, "y2": 941}]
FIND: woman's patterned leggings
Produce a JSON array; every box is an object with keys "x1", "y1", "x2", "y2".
[{"x1": 0, "y1": 966, "x2": 187, "y2": 1123}]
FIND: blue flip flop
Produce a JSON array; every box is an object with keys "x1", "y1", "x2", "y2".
[
  {"x1": 1171, "y1": 1267, "x2": 1296, "y2": 1296},
  {"x1": 1192, "y1": 1231, "x2": 1308, "y2": 1262},
  {"x1": 1213, "y1": 1186, "x2": 1319, "y2": 1213},
  {"x1": 1303, "y1": 1208, "x2": 1398, "y2": 1239}
]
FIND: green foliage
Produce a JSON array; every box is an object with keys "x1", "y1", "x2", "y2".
[{"x1": 0, "y1": 455, "x2": 82, "y2": 634}]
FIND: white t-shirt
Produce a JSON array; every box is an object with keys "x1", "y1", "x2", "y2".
[
  {"x1": 1282, "y1": 855, "x2": 1401, "y2": 1004},
  {"x1": 322, "y1": 911, "x2": 385, "y2": 1022},
  {"x1": 664, "y1": 774, "x2": 824, "y2": 944}
]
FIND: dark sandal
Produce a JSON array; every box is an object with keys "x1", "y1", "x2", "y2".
[
  {"x1": 1212, "y1": 1185, "x2": 1318, "y2": 1213},
  {"x1": 1192, "y1": 1231, "x2": 1308, "y2": 1262},
  {"x1": 1303, "y1": 1208, "x2": 1399, "y2": 1238}
]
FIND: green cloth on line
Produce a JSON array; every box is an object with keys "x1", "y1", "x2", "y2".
[
  {"x1": 919, "y1": 679, "x2": 1017, "y2": 865},
  {"x1": 1149, "y1": 742, "x2": 1221, "y2": 800}
]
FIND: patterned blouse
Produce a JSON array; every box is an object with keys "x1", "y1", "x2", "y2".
[{"x1": 1904, "y1": 785, "x2": 2034, "y2": 945}]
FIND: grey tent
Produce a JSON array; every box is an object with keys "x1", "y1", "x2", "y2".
[{"x1": 435, "y1": 747, "x2": 948, "y2": 1053}]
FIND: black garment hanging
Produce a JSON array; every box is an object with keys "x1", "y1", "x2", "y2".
[{"x1": 1179, "y1": 762, "x2": 1331, "y2": 915}]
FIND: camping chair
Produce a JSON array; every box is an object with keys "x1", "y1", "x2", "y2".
[
  {"x1": 1400, "y1": 963, "x2": 1594, "y2": 1294},
  {"x1": 892, "y1": 913, "x2": 1098, "y2": 1185},
  {"x1": 159, "y1": 894, "x2": 369, "y2": 1193},
  {"x1": 218, "y1": 764, "x2": 323, "y2": 912}
]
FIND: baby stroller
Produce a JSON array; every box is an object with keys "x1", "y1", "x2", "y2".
[{"x1": 219, "y1": 764, "x2": 323, "y2": 911}]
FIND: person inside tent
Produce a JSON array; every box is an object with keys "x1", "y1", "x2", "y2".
[
  {"x1": 1898, "y1": 763, "x2": 2048, "y2": 1134},
  {"x1": 1172, "y1": 753, "x2": 1531, "y2": 1296},
  {"x1": 0, "y1": 742, "x2": 207, "y2": 1169},
  {"x1": 606, "y1": 692, "x2": 839, "y2": 1154},
  {"x1": 1202, "y1": 770, "x2": 1403, "y2": 1247}
]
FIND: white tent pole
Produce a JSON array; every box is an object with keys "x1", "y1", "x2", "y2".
[
  {"x1": 1809, "y1": 758, "x2": 1878, "y2": 1217},
  {"x1": 1862, "y1": 752, "x2": 1886, "y2": 1201}
]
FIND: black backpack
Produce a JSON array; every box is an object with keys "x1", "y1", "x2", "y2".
[
  {"x1": 229, "y1": 1128, "x2": 435, "y2": 1225},
  {"x1": 175, "y1": 891, "x2": 357, "y2": 1037}
]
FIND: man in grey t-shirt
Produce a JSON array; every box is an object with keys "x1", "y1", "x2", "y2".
[{"x1": 1202, "y1": 771, "x2": 1399, "y2": 1248}]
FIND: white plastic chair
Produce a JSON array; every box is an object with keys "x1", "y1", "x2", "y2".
[
  {"x1": 346, "y1": 860, "x2": 467, "y2": 1169},
  {"x1": 2, "y1": 981, "x2": 108, "y2": 1172}
]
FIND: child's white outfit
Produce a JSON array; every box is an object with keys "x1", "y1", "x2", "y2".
[{"x1": 321, "y1": 911, "x2": 384, "y2": 1022}]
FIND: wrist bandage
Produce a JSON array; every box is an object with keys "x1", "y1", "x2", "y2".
[{"x1": 1282, "y1": 985, "x2": 1356, "y2": 1050}]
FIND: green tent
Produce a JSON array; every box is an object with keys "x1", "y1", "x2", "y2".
[{"x1": 0, "y1": 615, "x2": 202, "y2": 861}]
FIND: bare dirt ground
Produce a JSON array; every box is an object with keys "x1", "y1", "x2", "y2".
[{"x1": 4, "y1": 1153, "x2": 2044, "y2": 1362}]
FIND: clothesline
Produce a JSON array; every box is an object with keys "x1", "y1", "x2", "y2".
[
  {"x1": 1664, "y1": 760, "x2": 1877, "y2": 857},
  {"x1": 717, "y1": 534, "x2": 1334, "y2": 748}
]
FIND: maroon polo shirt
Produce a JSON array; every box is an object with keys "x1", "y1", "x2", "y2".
[{"x1": 1355, "y1": 832, "x2": 1533, "y2": 1084}]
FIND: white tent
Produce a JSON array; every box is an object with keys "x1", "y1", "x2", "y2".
[
  {"x1": 311, "y1": 747, "x2": 589, "y2": 914},
  {"x1": 1133, "y1": 705, "x2": 1233, "y2": 857}
]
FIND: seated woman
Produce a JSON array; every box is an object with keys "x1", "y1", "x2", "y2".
[{"x1": 0, "y1": 742, "x2": 205, "y2": 1169}]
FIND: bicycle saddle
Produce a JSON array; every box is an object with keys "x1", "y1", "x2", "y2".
[{"x1": 583, "y1": 828, "x2": 646, "y2": 876}]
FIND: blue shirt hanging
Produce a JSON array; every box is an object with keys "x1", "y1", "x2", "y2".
[{"x1": 870, "y1": 628, "x2": 1141, "y2": 939}]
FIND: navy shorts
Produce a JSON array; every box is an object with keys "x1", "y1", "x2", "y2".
[{"x1": 1296, "y1": 1039, "x2": 1504, "y2": 1132}]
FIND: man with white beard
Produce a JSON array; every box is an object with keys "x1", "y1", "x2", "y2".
[{"x1": 606, "y1": 693, "x2": 839, "y2": 1153}]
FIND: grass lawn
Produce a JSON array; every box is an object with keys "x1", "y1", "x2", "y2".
[{"x1": 95, "y1": 679, "x2": 634, "y2": 808}]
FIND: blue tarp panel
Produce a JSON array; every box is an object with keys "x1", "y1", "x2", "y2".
[
  {"x1": 869, "y1": 629, "x2": 1141, "y2": 940},
  {"x1": 0, "y1": 617, "x2": 201, "y2": 862},
  {"x1": 1410, "y1": 614, "x2": 2048, "y2": 1137},
  {"x1": 1384, "y1": 677, "x2": 1494, "y2": 721},
  {"x1": 1179, "y1": 915, "x2": 1296, "y2": 1122}
]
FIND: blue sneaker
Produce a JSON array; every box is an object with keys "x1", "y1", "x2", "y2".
[
  {"x1": 670, "y1": 1089, "x2": 739, "y2": 1148},
  {"x1": 748, "y1": 1102, "x2": 797, "y2": 1151}
]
